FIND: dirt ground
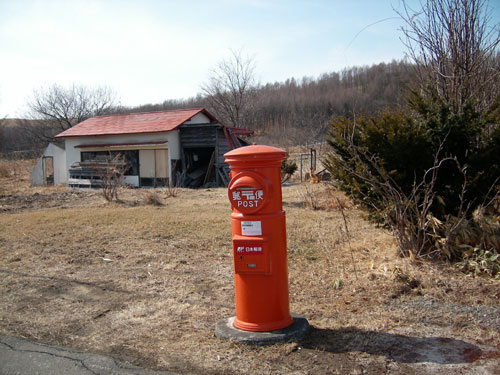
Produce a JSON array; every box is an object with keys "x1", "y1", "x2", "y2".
[{"x1": 0, "y1": 159, "x2": 499, "y2": 375}]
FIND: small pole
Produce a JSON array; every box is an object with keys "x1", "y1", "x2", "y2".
[
  {"x1": 310, "y1": 148, "x2": 316, "y2": 178},
  {"x1": 299, "y1": 154, "x2": 303, "y2": 181}
]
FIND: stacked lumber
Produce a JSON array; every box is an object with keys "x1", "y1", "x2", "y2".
[{"x1": 68, "y1": 160, "x2": 127, "y2": 188}]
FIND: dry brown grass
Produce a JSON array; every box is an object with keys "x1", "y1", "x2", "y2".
[
  {"x1": 0, "y1": 159, "x2": 34, "y2": 179},
  {"x1": 0, "y1": 162, "x2": 10, "y2": 178},
  {"x1": 0, "y1": 163, "x2": 499, "y2": 374},
  {"x1": 297, "y1": 182, "x2": 354, "y2": 211}
]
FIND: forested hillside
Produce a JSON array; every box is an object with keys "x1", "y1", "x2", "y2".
[
  {"x1": 127, "y1": 59, "x2": 412, "y2": 146},
  {"x1": 0, "y1": 59, "x2": 412, "y2": 155}
]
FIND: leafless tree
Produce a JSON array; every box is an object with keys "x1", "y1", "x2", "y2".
[
  {"x1": 119, "y1": 60, "x2": 411, "y2": 145},
  {"x1": 397, "y1": 0, "x2": 500, "y2": 113},
  {"x1": 23, "y1": 83, "x2": 118, "y2": 142},
  {"x1": 201, "y1": 50, "x2": 257, "y2": 128}
]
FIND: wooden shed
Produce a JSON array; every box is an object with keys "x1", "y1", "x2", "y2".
[
  {"x1": 51, "y1": 108, "x2": 252, "y2": 188},
  {"x1": 178, "y1": 122, "x2": 252, "y2": 187}
]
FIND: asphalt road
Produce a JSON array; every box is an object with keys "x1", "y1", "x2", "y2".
[{"x1": 0, "y1": 334, "x2": 178, "y2": 375}]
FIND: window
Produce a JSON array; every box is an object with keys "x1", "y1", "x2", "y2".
[{"x1": 81, "y1": 150, "x2": 139, "y2": 175}]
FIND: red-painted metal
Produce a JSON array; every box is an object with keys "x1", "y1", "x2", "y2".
[
  {"x1": 56, "y1": 108, "x2": 216, "y2": 138},
  {"x1": 225, "y1": 144, "x2": 293, "y2": 332}
]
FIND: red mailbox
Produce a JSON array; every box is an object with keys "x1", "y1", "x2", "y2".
[{"x1": 225, "y1": 144, "x2": 293, "y2": 332}]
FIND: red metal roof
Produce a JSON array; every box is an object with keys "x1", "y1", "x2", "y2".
[
  {"x1": 55, "y1": 108, "x2": 217, "y2": 138},
  {"x1": 226, "y1": 126, "x2": 254, "y2": 136},
  {"x1": 76, "y1": 141, "x2": 168, "y2": 148}
]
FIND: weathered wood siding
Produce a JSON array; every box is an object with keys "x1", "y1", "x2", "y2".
[
  {"x1": 216, "y1": 127, "x2": 230, "y2": 165},
  {"x1": 178, "y1": 123, "x2": 243, "y2": 186},
  {"x1": 179, "y1": 124, "x2": 218, "y2": 148}
]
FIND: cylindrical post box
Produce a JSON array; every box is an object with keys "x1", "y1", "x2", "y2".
[{"x1": 224, "y1": 144, "x2": 293, "y2": 332}]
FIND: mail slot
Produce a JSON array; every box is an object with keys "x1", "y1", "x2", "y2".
[{"x1": 224, "y1": 144, "x2": 293, "y2": 332}]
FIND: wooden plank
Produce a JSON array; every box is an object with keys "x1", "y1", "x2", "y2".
[
  {"x1": 139, "y1": 150, "x2": 155, "y2": 178},
  {"x1": 217, "y1": 166, "x2": 230, "y2": 187},
  {"x1": 155, "y1": 149, "x2": 169, "y2": 178},
  {"x1": 203, "y1": 151, "x2": 216, "y2": 185}
]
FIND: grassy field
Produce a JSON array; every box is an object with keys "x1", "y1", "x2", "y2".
[{"x1": 0, "y1": 159, "x2": 499, "y2": 374}]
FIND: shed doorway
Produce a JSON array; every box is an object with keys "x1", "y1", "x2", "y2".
[
  {"x1": 43, "y1": 156, "x2": 54, "y2": 186},
  {"x1": 182, "y1": 147, "x2": 216, "y2": 188}
]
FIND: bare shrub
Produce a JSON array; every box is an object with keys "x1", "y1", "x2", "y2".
[
  {"x1": 299, "y1": 183, "x2": 354, "y2": 211},
  {"x1": 443, "y1": 197, "x2": 500, "y2": 278},
  {"x1": 144, "y1": 191, "x2": 163, "y2": 206},
  {"x1": 326, "y1": 187, "x2": 355, "y2": 211},
  {"x1": 165, "y1": 183, "x2": 178, "y2": 198},
  {"x1": 93, "y1": 154, "x2": 128, "y2": 202},
  {"x1": 299, "y1": 183, "x2": 323, "y2": 210},
  {"x1": 281, "y1": 156, "x2": 298, "y2": 183}
]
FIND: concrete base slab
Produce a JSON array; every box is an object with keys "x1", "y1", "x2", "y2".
[{"x1": 215, "y1": 315, "x2": 309, "y2": 345}]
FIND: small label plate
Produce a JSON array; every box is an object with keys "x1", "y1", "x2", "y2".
[{"x1": 241, "y1": 221, "x2": 262, "y2": 236}]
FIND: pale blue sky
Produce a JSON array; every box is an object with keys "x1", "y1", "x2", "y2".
[{"x1": 1, "y1": 0, "x2": 499, "y2": 117}]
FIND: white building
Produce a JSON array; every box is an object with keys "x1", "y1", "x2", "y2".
[{"x1": 30, "y1": 142, "x2": 66, "y2": 186}]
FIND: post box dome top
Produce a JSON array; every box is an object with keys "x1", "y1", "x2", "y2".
[{"x1": 224, "y1": 144, "x2": 286, "y2": 161}]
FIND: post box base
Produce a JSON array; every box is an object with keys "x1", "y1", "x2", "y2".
[
  {"x1": 215, "y1": 314, "x2": 309, "y2": 345},
  {"x1": 233, "y1": 315, "x2": 293, "y2": 332}
]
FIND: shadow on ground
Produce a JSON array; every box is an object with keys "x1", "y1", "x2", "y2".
[
  {"x1": 282, "y1": 201, "x2": 304, "y2": 209},
  {"x1": 302, "y1": 326, "x2": 484, "y2": 364}
]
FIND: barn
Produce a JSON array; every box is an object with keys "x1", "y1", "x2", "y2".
[{"x1": 30, "y1": 108, "x2": 252, "y2": 188}]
